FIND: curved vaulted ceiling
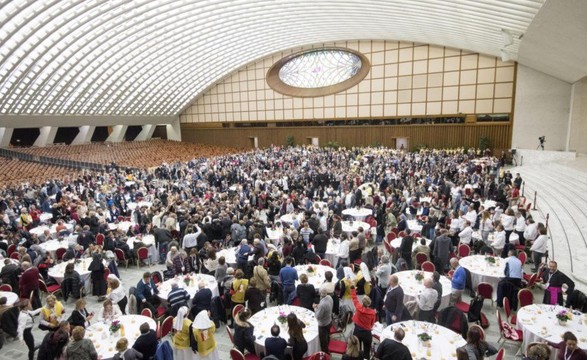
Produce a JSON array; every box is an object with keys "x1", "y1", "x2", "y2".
[{"x1": 0, "y1": 0, "x2": 576, "y2": 117}]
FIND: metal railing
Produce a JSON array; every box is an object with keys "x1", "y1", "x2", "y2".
[{"x1": 0, "y1": 147, "x2": 106, "y2": 172}]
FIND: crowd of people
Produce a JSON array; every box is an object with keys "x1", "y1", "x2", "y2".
[{"x1": 0, "y1": 144, "x2": 584, "y2": 360}]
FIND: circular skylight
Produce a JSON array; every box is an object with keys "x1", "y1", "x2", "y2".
[{"x1": 267, "y1": 48, "x2": 370, "y2": 97}]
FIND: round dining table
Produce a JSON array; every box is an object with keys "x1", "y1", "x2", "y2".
[
  {"x1": 126, "y1": 234, "x2": 158, "y2": 264},
  {"x1": 375, "y1": 320, "x2": 466, "y2": 360},
  {"x1": 249, "y1": 305, "x2": 319, "y2": 357},
  {"x1": 265, "y1": 227, "x2": 284, "y2": 245},
  {"x1": 38, "y1": 239, "x2": 71, "y2": 259},
  {"x1": 342, "y1": 207, "x2": 372, "y2": 221},
  {"x1": 29, "y1": 223, "x2": 74, "y2": 236},
  {"x1": 458, "y1": 255, "x2": 505, "y2": 300},
  {"x1": 280, "y1": 213, "x2": 304, "y2": 225},
  {"x1": 86, "y1": 315, "x2": 157, "y2": 360},
  {"x1": 472, "y1": 230, "x2": 519, "y2": 245},
  {"x1": 108, "y1": 221, "x2": 137, "y2": 232},
  {"x1": 216, "y1": 246, "x2": 254, "y2": 267},
  {"x1": 390, "y1": 237, "x2": 432, "y2": 251},
  {"x1": 341, "y1": 220, "x2": 370, "y2": 235},
  {"x1": 157, "y1": 273, "x2": 219, "y2": 302},
  {"x1": 395, "y1": 270, "x2": 452, "y2": 310},
  {"x1": 516, "y1": 304, "x2": 587, "y2": 360},
  {"x1": 407, "y1": 219, "x2": 423, "y2": 232},
  {"x1": 48, "y1": 258, "x2": 100, "y2": 293},
  {"x1": 0, "y1": 291, "x2": 19, "y2": 305},
  {"x1": 294, "y1": 264, "x2": 335, "y2": 289},
  {"x1": 127, "y1": 201, "x2": 153, "y2": 210}
]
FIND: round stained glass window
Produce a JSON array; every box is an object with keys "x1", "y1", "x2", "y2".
[{"x1": 267, "y1": 48, "x2": 370, "y2": 97}]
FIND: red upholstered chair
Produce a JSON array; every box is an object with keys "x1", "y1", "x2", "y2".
[
  {"x1": 421, "y1": 261, "x2": 435, "y2": 272},
  {"x1": 151, "y1": 271, "x2": 163, "y2": 284},
  {"x1": 226, "y1": 326, "x2": 234, "y2": 344},
  {"x1": 319, "y1": 259, "x2": 332, "y2": 267},
  {"x1": 55, "y1": 247, "x2": 67, "y2": 261},
  {"x1": 96, "y1": 233, "x2": 104, "y2": 246},
  {"x1": 39, "y1": 279, "x2": 61, "y2": 300},
  {"x1": 384, "y1": 240, "x2": 394, "y2": 256},
  {"x1": 504, "y1": 297, "x2": 516, "y2": 325},
  {"x1": 304, "y1": 352, "x2": 331, "y2": 360},
  {"x1": 7, "y1": 244, "x2": 16, "y2": 257},
  {"x1": 524, "y1": 273, "x2": 538, "y2": 289},
  {"x1": 386, "y1": 232, "x2": 396, "y2": 241},
  {"x1": 391, "y1": 227, "x2": 399, "y2": 235},
  {"x1": 457, "y1": 244, "x2": 470, "y2": 258},
  {"x1": 327, "y1": 338, "x2": 347, "y2": 355},
  {"x1": 477, "y1": 282, "x2": 494, "y2": 306},
  {"x1": 455, "y1": 300, "x2": 470, "y2": 313},
  {"x1": 10, "y1": 252, "x2": 20, "y2": 260},
  {"x1": 415, "y1": 252, "x2": 429, "y2": 269},
  {"x1": 137, "y1": 247, "x2": 150, "y2": 268},
  {"x1": 103, "y1": 268, "x2": 110, "y2": 282},
  {"x1": 291, "y1": 297, "x2": 301, "y2": 306},
  {"x1": 495, "y1": 348, "x2": 505, "y2": 360},
  {"x1": 158, "y1": 316, "x2": 173, "y2": 339},
  {"x1": 412, "y1": 232, "x2": 421, "y2": 238},
  {"x1": 230, "y1": 348, "x2": 260, "y2": 360},
  {"x1": 518, "y1": 288, "x2": 534, "y2": 309},
  {"x1": 232, "y1": 304, "x2": 244, "y2": 319},
  {"x1": 141, "y1": 308, "x2": 153, "y2": 318},
  {"x1": 0, "y1": 284, "x2": 12, "y2": 292},
  {"x1": 398, "y1": 231, "x2": 407, "y2": 238},
  {"x1": 517, "y1": 251, "x2": 527, "y2": 265},
  {"x1": 496, "y1": 310, "x2": 523, "y2": 349},
  {"x1": 115, "y1": 248, "x2": 129, "y2": 269}
]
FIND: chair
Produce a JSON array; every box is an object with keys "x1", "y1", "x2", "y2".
[
  {"x1": 55, "y1": 247, "x2": 67, "y2": 261},
  {"x1": 391, "y1": 227, "x2": 399, "y2": 235},
  {"x1": 115, "y1": 248, "x2": 129, "y2": 269},
  {"x1": 496, "y1": 310, "x2": 523, "y2": 349},
  {"x1": 517, "y1": 288, "x2": 534, "y2": 309},
  {"x1": 117, "y1": 215, "x2": 125, "y2": 222},
  {"x1": 96, "y1": 233, "x2": 104, "y2": 246},
  {"x1": 517, "y1": 251, "x2": 527, "y2": 265},
  {"x1": 457, "y1": 244, "x2": 470, "y2": 258},
  {"x1": 230, "y1": 348, "x2": 260, "y2": 360},
  {"x1": 137, "y1": 247, "x2": 150, "y2": 268},
  {"x1": 415, "y1": 252, "x2": 428, "y2": 269},
  {"x1": 386, "y1": 232, "x2": 396, "y2": 241},
  {"x1": 158, "y1": 316, "x2": 173, "y2": 339},
  {"x1": 39, "y1": 279, "x2": 61, "y2": 300},
  {"x1": 398, "y1": 231, "x2": 407, "y2": 238},
  {"x1": 319, "y1": 259, "x2": 332, "y2": 267},
  {"x1": 447, "y1": 269, "x2": 455, "y2": 278},
  {"x1": 7, "y1": 244, "x2": 16, "y2": 257},
  {"x1": 10, "y1": 252, "x2": 20, "y2": 260},
  {"x1": 504, "y1": 297, "x2": 516, "y2": 325},
  {"x1": 305, "y1": 352, "x2": 331, "y2": 360},
  {"x1": 151, "y1": 271, "x2": 163, "y2": 284},
  {"x1": 421, "y1": 261, "x2": 435, "y2": 272},
  {"x1": 384, "y1": 240, "x2": 394, "y2": 256},
  {"x1": 495, "y1": 348, "x2": 505, "y2": 360},
  {"x1": 291, "y1": 297, "x2": 301, "y2": 306},
  {"x1": 232, "y1": 304, "x2": 244, "y2": 319},
  {"x1": 141, "y1": 308, "x2": 153, "y2": 318},
  {"x1": 0, "y1": 284, "x2": 12, "y2": 292},
  {"x1": 477, "y1": 282, "x2": 494, "y2": 306},
  {"x1": 524, "y1": 273, "x2": 538, "y2": 289},
  {"x1": 469, "y1": 324, "x2": 485, "y2": 340},
  {"x1": 226, "y1": 325, "x2": 235, "y2": 344},
  {"x1": 412, "y1": 232, "x2": 421, "y2": 238},
  {"x1": 327, "y1": 338, "x2": 347, "y2": 355},
  {"x1": 455, "y1": 300, "x2": 470, "y2": 313}
]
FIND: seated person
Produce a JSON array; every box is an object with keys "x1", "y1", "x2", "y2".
[
  {"x1": 98, "y1": 299, "x2": 122, "y2": 322},
  {"x1": 132, "y1": 322, "x2": 158, "y2": 360},
  {"x1": 190, "y1": 281, "x2": 212, "y2": 320},
  {"x1": 233, "y1": 308, "x2": 256, "y2": 355}
]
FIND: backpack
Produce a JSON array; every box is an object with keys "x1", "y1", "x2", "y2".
[{"x1": 467, "y1": 295, "x2": 484, "y2": 323}]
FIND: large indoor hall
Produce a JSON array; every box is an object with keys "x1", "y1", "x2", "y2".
[{"x1": 1, "y1": 1, "x2": 587, "y2": 360}]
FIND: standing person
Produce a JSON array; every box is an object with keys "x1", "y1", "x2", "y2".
[
  {"x1": 416, "y1": 278, "x2": 438, "y2": 323},
  {"x1": 191, "y1": 281, "x2": 213, "y2": 320},
  {"x1": 449, "y1": 257, "x2": 466, "y2": 305},
  {"x1": 69, "y1": 298, "x2": 94, "y2": 328},
  {"x1": 106, "y1": 274, "x2": 127, "y2": 315},
  {"x1": 542, "y1": 261, "x2": 575, "y2": 306},
  {"x1": 66, "y1": 326, "x2": 99, "y2": 360},
  {"x1": 17, "y1": 299, "x2": 42, "y2": 360},
  {"x1": 264, "y1": 325, "x2": 287, "y2": 360},
  {"x1": 375, "y1": 255, "x2": 392, "y2": 292},
  {"x1": 479, "y1": 211, "x2": 494, "y2": 243},
  {"x1": 192, "y1": 310, "x2": 220, "y2": 360},
  {"x1": 287, "y1": 313, "x2": 308, "y2": 360},
  {"x1": 399, "y1": 229, "x2": 414, "y2": 269},
  {"x1": 279, "y1": 257, "x2": 298, "y2": 305},
  {"x1": 432, "y1": 229, "x2": 452, "y2": 274},
  {"x1": 504, "y1": 249, "x2": 523, "y2": 288},
  {"x1": 556, "y1": 332, "x2": 587, "y2": 360},
  {"x1": 231, "y1": 269, "x2": 249, "y2": 307},
  {"x1": 335, "y1": 234, "x2": 350, "y2": 269},
  {"x1": 514, "y1": 211, "x2": 526, "y2": 246},
  {"x1": 88, "y1": 252, "x2": 107, "y2": 301},
  {"x1": 383, "y1": 275, "x2": 404, "y2": 325},
  {"x1": 313, "y1": 288, "x2": 333, "y2": 354},
  {"x1": 19, "y1": 262, "x2": 40, "y2": 308},
  {"x1": 252, "y1": 257, "x2": 271, "y2": 292},
  {"x1": 171, "y1": 306, "x2": 193, "y2": 359},
  {"x1": 350, "y1": 286, "x2": 376, "y2": 360},
  {"x1": 296, "y1": 274, "x2": 316, "y2": 311},
  {"x1": 530, "y1": 226, "x2": 548, "y2": 273}
]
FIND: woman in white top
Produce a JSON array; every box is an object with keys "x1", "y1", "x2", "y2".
[
  {"x1": 491, "y1": 224, "x2": 506, "y2": 256},
  {"x1": 204, "y1": 248, "x2": 219, "y2": 274},
  {"x1": 479, "y1": 211, "x2": 494, "y2": 243},
  {"x1": 514, "y1": 212, "x2": 527, "y2": 245},
  {"x1": 449, "y1": 211, "x2": 462, "y2": 235},
  {"x1": 335, "y1": 234, "x2": 350, "y2": 269},
  {"x1": 17, "y1": 299, "x2": 42, "y2": 360},
  {"x1": 106, "y1": 274, "x2": 127, "y2": 314},
  {"x1": 458, "y1": 221, "x2": 473, "y2": 245},
  {"x1": 501, "y1": 208, "x2": 515, "y2": 243},
  {"x1": 529, "y1": 225, "x2": 548, "y2": 273}
]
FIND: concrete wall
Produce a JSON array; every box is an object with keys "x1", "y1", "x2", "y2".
[
  {"x1": 512, "y1": 65, "x2": 572, "y2": 151},
  {"x1": 569, "y1": 76, "x2": 587, "y2": 154}
]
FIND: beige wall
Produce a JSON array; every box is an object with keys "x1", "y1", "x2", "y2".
[
  {"x1": 570, "y1": 76, "x2": 587, "y2": 154},
  {"x1": 180, "y1": 40, "x2": 515, "y2": 123}
]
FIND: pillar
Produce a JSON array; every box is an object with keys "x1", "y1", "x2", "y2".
[
  {"x1": 33, "y1": 126, "x2": 58, "y2": 147},
  {"x1": 0, "y1": 127, "x2": 13, "y2": 147},
  {"x1": 105, "y1": 125, "x2": 128, "y2": 142},
  {"x1": 166, "y1": 118, "x2": 182, "y2": 141},
  {"x1": 134, "y1": 124, "x2": 156, "y2": 141},
  {"x1": 71, "y1": 125, "x2": 95, "y2": 145}
]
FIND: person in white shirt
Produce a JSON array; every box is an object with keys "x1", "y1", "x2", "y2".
[
  {"x1": 514, "y1": 211, "x2": 527, "y2": 245},
  {"x1": 463, "y1": 206, "x2": 477, "y2": 226},
  {"x1": 17, "y1": 299, "x2": 42, "y2": 360},
  {"x1": 530, "y1": 225, "x2": 548, "y2": 273},
  {"x1": 449, "y1": 211, "x2": 462, "y2": 235},
  {"x1": 106, "y1": 274, "x2": 127, "y2": 314},
  {"x1": 479, "y1": 210, "x2": 494, "y2": 243},
  {"x1": 490, "y1": 224, "x2": 506, "y2": 256},
  {"x1": 458, "y1": 221, "x2": 473, "y2": 245},
  {"x1": 523, "y1": 217, "x2": 538, "y2": 244},
  {"x1": 417, "y1": 278, "x2": 438, "y2": 323},
  {"x1": 501, "y1": 208, "x2": 515, "y2": 243},
  {"x1": 335, "y1": 234, "x2": 350, "y2": 269}
]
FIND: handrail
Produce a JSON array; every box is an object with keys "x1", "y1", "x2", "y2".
[{"x1": 0, "y1": 147, "x2": 111, "y2": 172}]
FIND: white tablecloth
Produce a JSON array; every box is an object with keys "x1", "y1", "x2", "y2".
[
  {"x1": 249, "y1": 305, "x2": 319, "y2": 357},
  {"x1": 280, "y1": 213, "x2": 304, "y2": 225},
  {"x1": 458, "y1": 255, "x2": 505, "y2": 300},
  {"x1": 30, "y1": 223, "x2": 74, "y2": 236},
  {"x1": 157, "y1": 273, "x2": 219, "y2": 301},
  {"x1": 472, "y1": 231, "x2": 519, "y2": 244},
  {"x1": 395, "y1": 270, "x2": 452, "y2": 310},
  {"x1": 376, "y1": 321, "x2": 466, "y2": 360},
  {"x1": 482, "y1": 200, "x2": 497, "y2": 209},
  {"x1": 108, "y1": 221, "x2": 137, "y2": 232},
  {"x1": 217, "y1": 246, "x2": 253, "y2": 267},
  {"x1": 127, "y1": 235, "x2": 158, "y2": 264},
  {"x1": 266, "y1": 228, "x2": 284, "y2": 243},
  {"x1": 420, "y1": 197, "x2": 432, "y2": 204},
  {"x1": 342, "y1": 208, "x2": 372, "y2": 221},
  {"x1": 127, "y1": 201, "x2": 152, "y2": 210},
  {"x1": 294, "y1": 264, "x2": 335, "y2": 289},
  {"x1": 390, "y1": 237, "x2": 432, "y2": 251},
  {"x1": 39, "y1": 239, "x2": 70, "y2": 259},
  {"x1": 341, "y1": 221, "x2": 370, "y2": 235},
  {"x1": 48, "y1": 258, "x2": 102, "y2": 293},
  {"x1": 0, "y1": 291, "x2": 18, "y2": 305},
  {"x1": 516, "y1": 304, "x2": 587, "y2": 360},
  {"x1": 86, "y1": 315, "x2": 157, "y2": 360},
  {"x1": 40, "y1": 213, "x2": 53, "y2": 223},
  {"x1": 407, "y1": 220, "x2": 423, "y2": 232}
]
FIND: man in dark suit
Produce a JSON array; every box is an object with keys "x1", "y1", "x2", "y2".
[
  {"x1": 264, "y1": 324, "x2": 288, "y2": 360},
  {"x1": 190, "y1": 281, "x2": 212, "y2": 319},
  {"x1": 132, "y1": 322, "x2": 158, "y2": 360},
  {"x1": 311, "y1": 228, "x2": 328, "y2": 259},
  {"x1": 384, "y1": 275, "x2": 404, "y2": 325},
  {"x1": 136, "y1": 272, "x2": 160, "y2": 315},
  {"x1": 375, "y1": 328, "x2": 411, "y2": 360},
  {"x1": 77, "y1": 225, "x2": 95, "y2": 250},
  {"x1": 399, "y1": 229, "x2": 414, "y2": 269}
]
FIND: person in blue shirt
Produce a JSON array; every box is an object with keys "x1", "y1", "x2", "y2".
[
  {"x1": 279, "y1": 257, "x2": 298, "y2": 305},
  {"x1": 504, "y1": 249, "x2": 523, "y2": 288},
  {"x1": 136, "y1": 272, "x2": 160, "y2": 316},
  {"x1": 236, "y1": 239, "x2": 251, "y2": 273},
  {"x1": 449, "y1": 257, "x2": 466, "y2": 305}
]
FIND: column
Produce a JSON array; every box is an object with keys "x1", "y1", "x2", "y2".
[
  {"x1": 166, "y1": 118, "x2": 182, "y2": 141},
  {"x1": 134, "y1": 124, "x2": 156, "y2": 141},
  {"x1": 33, "y1": 126, "x2": 58, "y2": 147},
  {"x1": 105, "y1": 125, "x2": 128, "y2": 142},
  {"x1": 71, "y1": 125, "x2": 95, "y2": 145},
  {"x1": 0, "y1": 127, "x2": 13, "y2": 147}
]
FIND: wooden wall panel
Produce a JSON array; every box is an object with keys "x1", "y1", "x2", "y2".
[{"x1": 181, "y1": 123, "x2": 512, "y2": 151}]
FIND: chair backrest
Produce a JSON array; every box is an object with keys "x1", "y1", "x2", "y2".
[
  {"x1": 518, "y1": 288, "x2": 534, "y2": 308},
  {"x1": 96, "y1": 233, "x2": 105, "y2": 246},
  {"x1": 412, "y1": 232, "x2": 421, "y2": 238},
  {"x1": 226, "y1": 325, "x2": 235, "y2": 344},
  {"x1": 458, "y1": 244, "x2": 470, "y2": 258},
  {"x1": 469, "y1": 324, "x2": 485, "y2": 340},
  {"x1": 0, "y1": 284, "x2": 12, "y2": 292},
  {"x1": 151, "y1": 271, "x2": 163, "y2": 284},
  {"x1": 10, "y1": 252, "x2": 20, "y2": 260},
  {"x1": 386, "y1": 232, "x2": 396, "y2": 241},
  {"x1": 115, "y1": 248, "x2": 126, "y2": 261},
  {"x1": 117, "y1": 215, "x2": 125, "y2": 222},
  {"x1": 141, "y1": 308, "x2": 153, "y2": 318},
  {"x1": 307, "y1": 351, "x2": 332, "y2": 360},
  {"x1": 137, "y1": 247, "x2": 149, "y2": 259},
  {"x1": 477, "y1": 282, "x2": 493, "y2": 300},
  {"x1": 319, "y1": 259, "x2": 332, "y2": 267},
  {"x1": 55, "y1": 247, "x2": 67, "y2": 261},
  {"x1": 526, "y1": 273, "x2": 538, "y2": 288},
  {"x1": 229, "y1": 348, "x2": 244, "y2": 360},
  {"x1": 384, "y1": 240, "x2": 394, "y2": 255},
  {"x1": 421, "y1": 261, "x2": 435, "y2": 272},
  {"x1": 159, "y1": 316, "x2": 173, "y2": 339},
  {"x1": 448, "y1": 269, "x2": 455, "y2": 278},
  {"x1": 391, "y1": 227, "x2": 399, "y2": 235},
  {"x1": 103, "y1": 267, "x2": 110, "y2": 281},
  {"x1": 291, "y1": 297, "x2": 301, "y2": 306},
  {"x1": 7, "y1": 244, "x2": 16, "y2": 256},
  {"x1": 503, "y1": 297, "x2": 512, "y2": 319},
  {"x1": 496, "y1": 310, "x2": 505, "y2": 332},
  {"x1": 232, "y1": 304, "x2": 244, "y2": 319},
  {"x1": 398, "y1": 231, "x2": 407, "y2": 238},
  {"x1": 517, "y1": 251, "x2": 527, "y2": 265},
  {"x1": 495, "y1": 348, "x2": 505, "y2": 360},
  {"x1": 38, "y1": 279, "x2": 48, "y2": 293},
  {"x1": 415, "y1": 252, "x2": 428, "y2": 266}
]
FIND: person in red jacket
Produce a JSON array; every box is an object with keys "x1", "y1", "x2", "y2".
[
  {"x1": 19, "y1": 262, "x2": 40, "y2": 307},
  {"x1": 350, "y1": 286, "x2": 376, "y2": 360}
]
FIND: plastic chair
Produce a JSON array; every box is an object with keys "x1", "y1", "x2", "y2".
[
  {"x1": 158, "y1": 316, "x2": 173, "y2": 339},
  {"x1": 517, "y1": 288, "x2": 534, "y2": 309},
  {"x1": 421, "y1": 261, "x2": 435, "y2": 272},
  {"x1": 457, "y1": 244, "x2": 470, "y2": 258},
  {"x1": 319, "y1": 259, "x2": 332, "y2": 267},
  {"x1": 115, "y1": 248, "x2": 129, "y2": 269},
  {"x1": 477, "y1": 282, "x2": 494, "y2": 306},
  {"x1": 141, "y1": 308, "x2": 153, "y2": 318},
  {"x1": 137, "y1": 247, "x2": 150, "y2": 268}
]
